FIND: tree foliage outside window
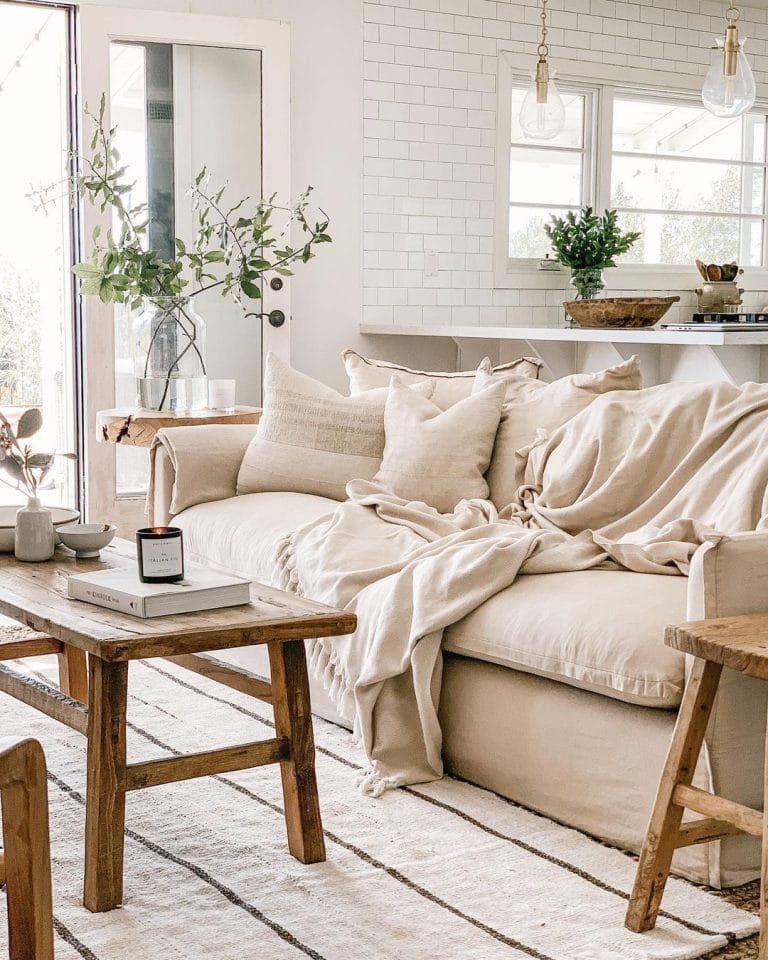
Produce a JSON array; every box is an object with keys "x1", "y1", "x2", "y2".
[{"x1": 0, "y1": 258, "x2": 42, "y2": 407}]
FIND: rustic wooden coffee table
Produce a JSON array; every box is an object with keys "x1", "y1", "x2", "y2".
[{"x1": 0, "y1": 539, "x2": 356, "y2": 913}]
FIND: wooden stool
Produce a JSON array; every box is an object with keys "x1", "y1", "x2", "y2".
[
  {"x1": 0, "y1": 737, "x2": 54, "y2": 960},
  {"x1": 626, "y1": 613, "x2": 768, "y2": 955}
]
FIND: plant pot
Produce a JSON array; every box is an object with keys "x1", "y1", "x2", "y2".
[
  {"x1": 570, "y1": 268, "x2": 605, "y2": 301},
  {"x1": 133, "y1": 296, "x2": 207, "y2": 412},
  {"x1": 14, "y1": 496, "x2": 55, "y2": 562}
]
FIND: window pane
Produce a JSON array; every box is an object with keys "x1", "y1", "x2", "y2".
[
  {"x1": 0, "y1": 2, "x2": 76, "y2": 508},
  {"x1": 615, "y1": 210, "x2": 763, "y2": 267},
  {"x1": 613, "y1": 97, "x2": 767, "y2": 163},
  {"x1": 509, "y1": 206, "x2": 572, "y2": 259},
  {"x1": 510, "y1": 147, "x2": 583, "y2": 207},
  {"x1": 612, "y1": 156, "x2": 765, "y2": 216},
  {"x1": 511, "y1": 87, "x2": 585, "y2": 149}
]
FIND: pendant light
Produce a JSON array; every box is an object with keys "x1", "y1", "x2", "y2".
[
  {"x1": 702, "y1": 5, "x2": 756, "y2": 118},
  {"x1": 520, "y1": 0, "x2": 565, "y2": 141}
]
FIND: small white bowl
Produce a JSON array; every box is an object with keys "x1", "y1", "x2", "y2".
[{"x1": 57, "y1": 522, "x2": 117, "y2": 558}]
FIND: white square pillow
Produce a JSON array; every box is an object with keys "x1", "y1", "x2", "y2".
[
  {"x1": 480, "y1": 356, "x2": 643, "y2": 511},
  {"x1": 236, "y1": 353, "x2": 434, "y2": 501},
  {"x1": 374, "y1": 376, "x2": 507, "y2": 513},
  {"x1": 342, "y1": 349, "x2": 541, "y2": 410}
]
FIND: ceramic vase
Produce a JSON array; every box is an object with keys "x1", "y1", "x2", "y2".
[{"x1": 15, "y1": 496, "x2": 55, "y2": 562}]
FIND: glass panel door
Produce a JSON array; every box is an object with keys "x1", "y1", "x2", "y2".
[
  {"x1": 78, "y1": 7, "x2": 290, "y2": 530},
  {"x1": 0, "y1": 1, "x2": 78, "y2": 510}
]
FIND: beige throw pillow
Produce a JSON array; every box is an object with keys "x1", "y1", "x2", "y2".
[
  {"x1": 236, "y1": 354, "x2": 434, "y2": 501},
  {"x1": 374, "y1": 377, "x2": 507, "y2": 513},
  {"x1": 342, "y1": 349, "x2": 542, "y2": 409},
  {"x1": 481, "y1": 356, "x2": 643, "y2": 511}
]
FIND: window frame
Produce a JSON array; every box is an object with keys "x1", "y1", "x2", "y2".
[{"x1": 495, "y1": 51, "x2": 768, "y2": 292}]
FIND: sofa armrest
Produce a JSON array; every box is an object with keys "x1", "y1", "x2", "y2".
[
  {"x1": 683, "y1": 532, "x2": 768, "y2": 885},
  {"x1": 148, "y1": 423, "x2": 259, "y2": 525}
]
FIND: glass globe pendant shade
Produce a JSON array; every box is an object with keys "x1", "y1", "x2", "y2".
[
  {"x1": 702, "y1": 35, "x2": 756, "y2": 118},
  {"x1": 520, "y1": 64, "x2": 566, "y2": 141}
]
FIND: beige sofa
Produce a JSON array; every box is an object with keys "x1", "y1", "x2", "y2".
[{"x1": 151, "y1": 424, "x2": 768, "y2": 888}]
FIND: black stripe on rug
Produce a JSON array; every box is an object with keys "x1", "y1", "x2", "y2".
[
  {"x1": 46, "y1": 769, "x2": 328, "y2": 960},
  {"x1": 142, "y1": 661, "x2": 734, "y2": 944}
]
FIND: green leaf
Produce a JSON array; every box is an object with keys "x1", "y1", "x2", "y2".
[
  {"x1": 240, "y1": 279, "x2": 261, "y2": 299},
  {"x1": 204, "y1": 250, "x2": 225, "y2": 262},
  {"x1": 72, "y1": 263, "x2": 102, "y2": 278},
  {"x1": 16, "y1": 408, "x2": 43, "y2": 439},
  {"x1": 27, "y1": 453, "x2": 52, "y2": 468}
]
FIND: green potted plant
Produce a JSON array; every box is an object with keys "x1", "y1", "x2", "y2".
[
  {"x1": 544, "y1": 207, "x2": 641, "y2": 300},
  {"x1": 36, "y1": 97, "x2": 332, "y2": 412}
]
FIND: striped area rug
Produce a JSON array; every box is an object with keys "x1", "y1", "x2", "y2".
[{"x1": 0, "y1": 653, "x2": 759, "y2": 960}]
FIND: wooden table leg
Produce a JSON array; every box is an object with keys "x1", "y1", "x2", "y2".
[
  {"x1": 84, "y1": 658, "x2": 128, "y2": 912},
  {"x1": 267, "y1": 639, "x2": 326, "y2": 864},
  {"x1": 0, "y1": 737, "x2": 54, "y2": 960},
  {"x1": 625, "y1": 658, "x2": 723, "y2": 933},
  {"x1": 760, "y1": 708, "x2": 768, "y2": 960},
  {"x1": 58, "y1": 645, "x2": 88, "y2": 702}
]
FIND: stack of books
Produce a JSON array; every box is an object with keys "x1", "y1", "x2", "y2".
[{"x1": 67, "y1": 568, "x2": 251, "y2": 618}]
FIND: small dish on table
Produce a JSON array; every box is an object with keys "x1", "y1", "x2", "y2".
[{"x1": 57, "y1": 522, "x2": 117, "y2": 558}]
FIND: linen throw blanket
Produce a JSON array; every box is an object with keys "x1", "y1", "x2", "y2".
[{"x1": 273, "y1": 380, "x2": 768, "y2": 796}]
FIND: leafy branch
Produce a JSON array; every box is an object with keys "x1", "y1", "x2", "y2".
[
  {"x1": 0, "y1": 409, "x2": 76, "y2": 499},
  {"x1": 544, "y1": 207, "x2": 640, "y2": 270},
  {"x1": 33, "y1": 94, "x2": 331, "y2": 311}
]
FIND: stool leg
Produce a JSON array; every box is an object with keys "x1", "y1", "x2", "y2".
[
  {"x1": 626, "y1": 658, "x2": 722, "y2": 933},
  {"x1": 759, "y1": 707, "x2": 768, "y2": 960}
]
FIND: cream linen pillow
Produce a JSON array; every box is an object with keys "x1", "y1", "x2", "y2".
[
  {"x1": 374, "y1": 376, "x2": 507, "y2": 513},
  {"x1": 236, "y1": 354, "x2": 434, "y2": 501},
  {"x1": 481, "y1": 356, "x2": 643, "y2": 511},
  {"x1": 342, "y1": 349, "x2": 542, "y2": 409}
]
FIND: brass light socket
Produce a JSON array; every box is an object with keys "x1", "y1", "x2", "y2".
[
  {"x1": 724, "y1": 20, "x2": 740, "y2": 76},
  {"x1": 535, "y1": 57, "x2": 549, "y2": 104}
]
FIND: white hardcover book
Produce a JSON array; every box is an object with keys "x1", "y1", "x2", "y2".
[{"x1": 67, "y1": 567, "x2": 251, "y2": 618}]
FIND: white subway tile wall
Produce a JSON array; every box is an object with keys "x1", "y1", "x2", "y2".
[{"x1": 362, "y1": 0, "x2": 768, "y2": 328}]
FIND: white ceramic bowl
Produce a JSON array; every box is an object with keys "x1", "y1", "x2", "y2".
[
  {"x1": 57, "y1": 522, "x2": 117, "y2": 558},
  {"x1": 0, "y1": 505, "x2": 80, "y2": 553}
]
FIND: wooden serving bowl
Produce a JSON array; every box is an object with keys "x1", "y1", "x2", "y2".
[{"x1": 563, "y1": 296, "x2": 680, "y2": 329}]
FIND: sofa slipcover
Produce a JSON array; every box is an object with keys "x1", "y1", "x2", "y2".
[
  {"x1": 175, "y1": 492, "x2": 687, "y2": 709},
  {"x1": 175, "y1": 491, "x2": 337, "y2": 585},
  {"x1": 443, "y1": 569, "x2": 687, "y2": 708}
]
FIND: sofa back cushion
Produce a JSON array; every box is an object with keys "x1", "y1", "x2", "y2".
[
  {"x1": 236, "y1": 353, "x2": 434, "y2": 501},
  {"x1": 342, "y1": 349, "x2": 542, "y2": 410},
  {"x1": 373, "y1": 376, "x2": 507, "y2": 513},
  {"x1": 483, "y1": 356, "x2": 643, "y2": 511}
]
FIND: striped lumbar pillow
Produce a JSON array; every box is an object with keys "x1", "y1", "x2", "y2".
[
  {"x1": 342, "y1": 349, "x2": 542, "y2": 410},
  {"x1": 236, "y1": 353, "x2": 434, "y2": 501}
]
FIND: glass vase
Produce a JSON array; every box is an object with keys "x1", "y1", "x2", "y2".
[
  {"x1": 132, "y1": 296, "x2": 207, "y2": 412},
  {"x1": 570, "y1": 268, "x2": 605, "y2": 301}
]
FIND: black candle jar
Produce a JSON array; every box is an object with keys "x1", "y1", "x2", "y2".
[{"x1": 136, "y1": 527, "x2": 184, "y2": 584}]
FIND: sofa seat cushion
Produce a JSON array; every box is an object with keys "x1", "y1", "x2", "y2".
[
  {"x1": 442, "y1": 569, "x2": 687, "y2": 708},
  {"x1": 175, "y1": 491, "x2": 336, "y2": 585}
]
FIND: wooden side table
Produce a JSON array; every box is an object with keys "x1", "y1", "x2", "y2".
[
  {"x1": 96, "y1": 406, "x2": 262, "y2": 448},
  {"x1": 626, "y1": 613, "x2": 768, "y2": 955},
  {"x1": 0, "y1": 737, "x2": 54, "y2": 960}
]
